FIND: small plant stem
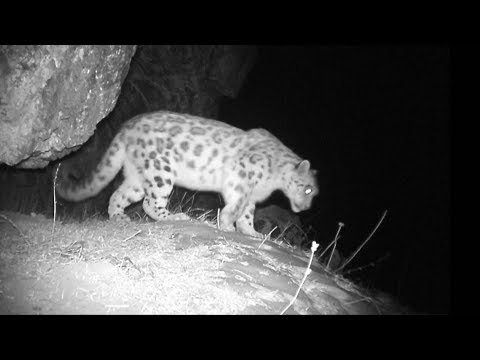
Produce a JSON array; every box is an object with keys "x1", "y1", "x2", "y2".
[
  {"x1": 0, "y1": 214, "x2": 27, "y2": 240},
  {"x1": 52, "y1": 164, "x2": 61, "y2": 241},
  {"x1": 326, "y1": 238, "x2": 337, "y2": 270},
  {"x1": 319, "y1": 222, "x2": 344, "y2": 258},
  {"x1": 342, "y1": 252, "x2": 391, "y2": 275},
  {"x1": 336, "y1": 210, "x2": 388, "y2": 272},
  {"x1": 281, "y1": 241, "x2": 319, "y2": 315},
  {"x1": 123, "y1": 230, "x2": 142, "y2": 242},
  {"x1": 257, "y1": 226, "x2": 277, "y2": 249}
]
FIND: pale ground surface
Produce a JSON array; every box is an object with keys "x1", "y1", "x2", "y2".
[{"x1": 0, "y1": 211, "x2": 407, "y2": 315}]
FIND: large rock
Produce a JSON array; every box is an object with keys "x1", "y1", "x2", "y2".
[
  {"x1": 254, "y1": 205, "x2": 306, "y2": 246},
  {"x1": 0, "y1": 45, "x2": 136, "y2": 168}
]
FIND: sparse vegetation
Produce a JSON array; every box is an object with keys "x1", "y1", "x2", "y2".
[{"x1": 0, "y1": 177, "x2": 403, "y2": 314}]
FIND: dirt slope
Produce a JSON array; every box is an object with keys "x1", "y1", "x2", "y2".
[{"x1": 0, "y1": 211, "x2": 406, "y2": 314}]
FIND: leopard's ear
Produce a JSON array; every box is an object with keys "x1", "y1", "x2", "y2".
[{"x1": 296, "y1": 160, "x2": 310, "y2": 175}]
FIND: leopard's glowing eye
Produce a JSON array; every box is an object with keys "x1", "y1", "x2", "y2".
[{"x1": 305, "y1": 187, "x2": 312, "y2": 195}]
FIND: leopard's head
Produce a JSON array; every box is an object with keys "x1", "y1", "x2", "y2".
[{"x1": 284, "y1": 160, "x2": 318, "y2": 213}]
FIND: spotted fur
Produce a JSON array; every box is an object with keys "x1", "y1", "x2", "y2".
[{"x1": 56, "y1": 111, "x2": 319, "y2": 238}]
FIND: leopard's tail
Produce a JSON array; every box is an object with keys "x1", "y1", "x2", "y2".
[{"x1": 55, "y1": 136, "x2": 125, "y2": 201}]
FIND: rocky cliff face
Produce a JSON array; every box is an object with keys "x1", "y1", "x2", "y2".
[{"x1": 0, "y1": 45, "x2": 136, "y2": 168}]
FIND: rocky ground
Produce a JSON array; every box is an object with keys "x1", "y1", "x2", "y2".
[{"x1": 0, "y1": 211, "x2": 408, "y2": 315}]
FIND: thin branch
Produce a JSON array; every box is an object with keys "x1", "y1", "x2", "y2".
[
  {"x1": 319, "y1": 222, "x2": 344, "y2": 258},
  {"x1": 336, "y1": 210, "x2": 388, "y2": 272},
  {"x1": 52, "y1": 163, "x2": 61, "y2": 241},
  {"x1": 281, "y1": 241, "x2": 319, "y2": 315},
  {"x1": 326, "y1": 237, "x2": 338, "y2": 270},
  {"x1": 342, "y1": 252, "x2": 391, "y2": 275},
  {"x1": 0, "y1": 214, "x2": 25, "y2": 238},
  {"x1": 123, "y1": 230, "x2": 142, "y2": 242},
  {"x1": 130, "y1": 81, "x2": 152, "y2": 110},
  {"x1": 257, "y1": 226, "x2": 277, "y2": 249}
]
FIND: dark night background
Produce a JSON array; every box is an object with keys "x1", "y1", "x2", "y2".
[{"x1": 220, "y1": 46, "x2": 450, "y2": 314}]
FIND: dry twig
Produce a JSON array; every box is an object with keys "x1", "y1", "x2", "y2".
[
  {"x1": 257, "y1": 226, "x2": 277, "y2": 249},
  {"x1": 281, "y1": 241, "x2": 319, "y2": 315},
  {"x1": 336, "y1": 210, "x2": 388, "y2": 272},
  {"x1": 319, "y1": 222, "x2": 344, "y2": 258},
  {"x1": 52, "y1": 163, "x2": 61, "y2": 241},
  {"x1": 0, "y1": 214, "x2": 26, "y2": 239},
  {"x1": 123, "y1": 230, "x2": 142, "y2": 242}
]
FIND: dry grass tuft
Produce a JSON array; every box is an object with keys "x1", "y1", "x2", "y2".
[
  {"x1": 257, "y1": 226, "x2": 278, "y2": 250},
  {"x1": 0, "y1": 212, "x2": 256, "y2": 314}
]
